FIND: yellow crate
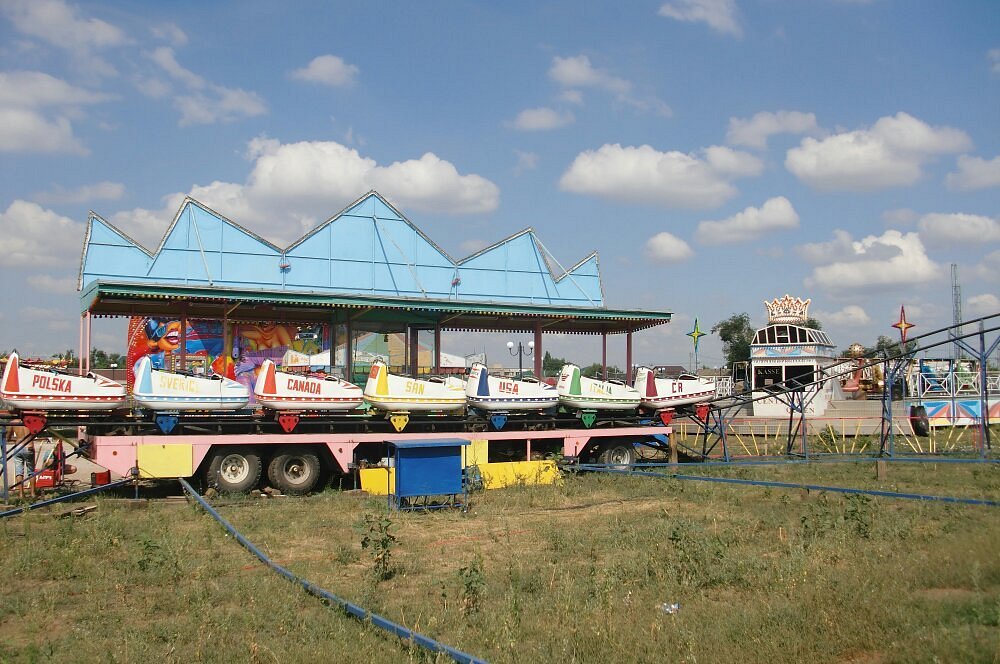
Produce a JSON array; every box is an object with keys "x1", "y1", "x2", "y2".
[
  {"x1": 475, "y1": 460, "x2": 560, "y2": 489},
  {"x1": 359, "y1": 467, "x2": 395, "y2": 496},
  {"x1": 137, "y1": 443, "x2": 193, "y2": 479}
]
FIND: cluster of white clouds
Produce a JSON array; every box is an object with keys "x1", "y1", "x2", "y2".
[
  {"x1": 560, "y1": 143, "x2": 761, "y2": 209},
  {"x1": 799, "y1": 229, "x2": 944, "y2": 292},
  {"x1": 659, "y1": 0, "x2": 741, "y2": 37},
  {"x1": 786, "y1": 112, "x2": 972, "y2": 191},
  {"x1": 726, "y1": 111, "x2": 820, "y2": 150},
  {"x1": 0, "y1": 0, "x2": 364, "y2": 140},
  {"x1": 142, "y1": 46, "x2": 266, "y2": 126},
  {"x1": 695, "y1": 196, "x2": 799, "y2": 245},
  {"x1": 508, "y1": 54, "x2": 671, "y2": 132},
  {"x1": 105, "y1": 137, "x2": 499, "y2": 249}
]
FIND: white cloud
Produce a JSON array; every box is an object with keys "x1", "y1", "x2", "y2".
[
  {"x1": 918, "y1": 212, "x2": 1000, "y2": 245},
  {"x1": 549, "y1": 55, "x2": 630, "y2": 94},
  {"x1": 0, "y1": 108, "x2": 85, "y2": 154},
  {"x1": 559, "y1": 143, "x2": 762, "y2": 209},
  {"x1": 33, "y1": 181, "x2": 125, "y2": 205},
  {"x1": 26, "y1": 274, "x2": 77, "y2": 294},
  {"x1": 548, "y1": 55, "x2": 670, "y2": 116},
  {"x1": 151, "y1": 22, "x2": 188, "y2": 46},
  {"x1": 945, "y1": 154, "x2": 1000, "y2": 191},
  {"x1": 1, "y1": 0, "x2": 127, "y2": 78},
  {"x1": 703, "y1": 145, "x2": 765, "y2": 177},
  {"x1": 0, "y1": 200, "x2": 85, "y2": 267},
  {"x1": 369, "y1": 153, "x2": 500, "y2": 215},
  {"x1": 148, "y1": 47, "x2": 266, "y2": 125},
  {"x1": 801, "y1": 229, "x2": 943, "y2": 292},
  {"x1": 291, "y1": 55, "x2": 359, "y2": 87},
  {"x1": 508, "y1": 107, "x2": 574, "y2": 131},
  {"x1": 513, "y1": 150, "x2": 539, "y2": 175},
  {"x1": 695, "y1": 196, "x2": 799, "y2": 245},
  {"x1": 990, "y1": 48, "x2": 1000, "y2": 75},
  {"x1": 881, "y1": 208, "x2": 917, "y2": 226},
  {"x1": 109, "y1": 138, "x2": 499, "y2": 247},
  {"x1": 659, "y1": 0, "x2": 741, "y2": 37},
  {"x1": 973, "y1": 250, "x2": 1000, "y2": 282},
  {"x1": 1, "y1": 0, "x2": 126, "y2": 49},
  {"x1": 785, "y1": 112, "x2": 971, "y2": 191},
  {"x1": 812, "y1": 305, "x2": 871, "y2": 326},
  {"x1": 967, "y1": 293, "x2": 1000, "y2": 316},
  {"x1": 0, "y1": 71, "x2": 112, "y2": 154},
  {"x1": 559, "y1": 89, "x2": 584, "y2": 105},
  {"x1": 727, "y1": 110, "x2": 819, "y2": 149},
  {"x1": 0, "y1": 71, "x2": 111, "y2": 108},
  {"x1": 645, "y1": 231, "x2": 694, "y2": 263}
]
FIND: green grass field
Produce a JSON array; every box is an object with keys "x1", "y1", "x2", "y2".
[{"x1": 2, "y1": 461, "x2": 999, "y2": 663}]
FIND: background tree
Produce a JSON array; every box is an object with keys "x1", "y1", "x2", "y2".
[
  {"x1": 581, "y1": 363, "x2": 622, "y2": 379},
  {"x1": 542, "y1": 351, "x2": 567, "y2": 376},
  {"x1": 712, "y1": 313, "x2": 754, "y2": 369}
]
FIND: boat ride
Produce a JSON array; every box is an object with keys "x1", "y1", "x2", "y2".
[
  {"x1": 634, "y1": 366, "x2": 717, "y2": 411},
  {"x1": 0, "y1": 352, "x2": 127, "y2": 411},
  {"x1": 465, "y1": 362, "x2": 558, "y2": 412},
  {"x1": 253, "y1": 359, "x2": 364, "y2": 411},
  {"x1": 556, "y1": 363, "x2": 640, "y2": 411},
  {"x1": 132, "y1": 355, "x2": 251, "y2": 411},
  {"x1": 362, "y1": 359, "x2": 467, "y2": 413}
]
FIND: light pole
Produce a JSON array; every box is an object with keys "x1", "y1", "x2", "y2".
[{"x1": 507, "y1": 340, "x2": 534, "y2": 378}]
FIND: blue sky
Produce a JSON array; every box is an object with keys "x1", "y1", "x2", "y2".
[{"x1": 0, "y1": 0, "x2": 997, "y2": 369}]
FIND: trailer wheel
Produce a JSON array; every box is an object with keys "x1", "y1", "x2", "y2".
[
  {"x1": 267, "y1": 447, "x2": 321, "y2": 495},
  {"x1": 910, "y1": 406, "x2": 930, "y2": 437},
  {"x1": 207, "y1": 447, "x2": 262, "y2": 493},
  {"x1": 598, "y1": 440, "x2": 636, "y2": 467}
]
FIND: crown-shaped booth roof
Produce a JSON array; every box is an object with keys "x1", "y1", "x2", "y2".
[{"x1": 79, "y1": 191, "x2": 604, "y2": 307}]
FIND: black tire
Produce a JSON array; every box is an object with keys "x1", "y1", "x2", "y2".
[
  {"x1": 206, "y1": 447, "x2": 262, "y2": 493},
  {"x1": 598, "y1": 440, "x2": 636, "y2": 467},
  {"x1": 267, "y1": 446, "x2": 322, "y2": 495},
  {"x1": 910, "y1": 405, "x2": 930, "y2": 437}
]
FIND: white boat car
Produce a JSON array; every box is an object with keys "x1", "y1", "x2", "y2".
[
  {"x1": 634, "y1": 366, "x2": 716, "y2": 410},
  {"x1": 253, "y1": 359, "x2": 363, "y2": 411},
  {"x1": 464, "y1": 362, "x2": 557, "y2": 411},
  {"x1": 132, "y1": 355, "x2": 250, "y2": 411},
  {"x1": 556, "y1": 363, "x2": 640, "y2": 411},
  {"x1": 0, "y1": 352, "x2": 126, "y2": 411},
  {"x1": 363, "y1": 359, "x2": 466, "y2": 412}
]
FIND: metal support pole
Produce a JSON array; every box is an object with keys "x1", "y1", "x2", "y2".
[
  {"x1": 977, "y1": 322, "x2": 991, "y2": 453},
  {"x1": 601, "y1": 333, "x2": 607, "y2": 381},
  {"x1": 626, "y1": 330, "x2": 633, "y2": 385},
  {"x1": 84, "y1": 311, "x2": 92, "y2": 374},
  {"x1": 78, "y1": 313, "x2": 85, "y2": 376},
  {"x1": 345, "y1": 318, "x2": 353, "y2": 381},
  {"x1": 409, "y1": 326, "x2": 419, "y2": 376},
  {"x1": 533, "y1": 322, "x2": 542, "y2": 379},
  {"x1": 434, "y1": 324, "x2": 441, "y2": 374}
]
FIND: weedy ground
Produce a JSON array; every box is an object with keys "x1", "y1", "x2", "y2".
[{"x1": 1, "y1": 461, "x2": 998, "y2": 663}]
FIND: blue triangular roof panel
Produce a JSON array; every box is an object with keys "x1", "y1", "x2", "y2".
[{"x1": 79, "y1": 190, "x2": 604, "y2": 307}]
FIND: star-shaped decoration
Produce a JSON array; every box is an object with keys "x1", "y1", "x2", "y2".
[
  {"x1": 687, "y1": 318, "x2": 706, "y2": 351},
  {"x1": 892, "y1": 305, "x2": 915, "y2": 343}
]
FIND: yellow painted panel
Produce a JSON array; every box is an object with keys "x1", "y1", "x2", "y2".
[
  {"x1": 476, "y1": 460, "x2": 560, "y2": 489},
  {"x1": 359, "y1": 458, "x2": 558, "y2": 496},
  {"x1": 359, "y1": 467, "x2": 395, "y2": 495},
  {"x1": 137, "y1": 443, "x2": 193, "y2": 479},
  {"x1": 462, "y1": 439, "x2": 488, "y2": 468}
]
